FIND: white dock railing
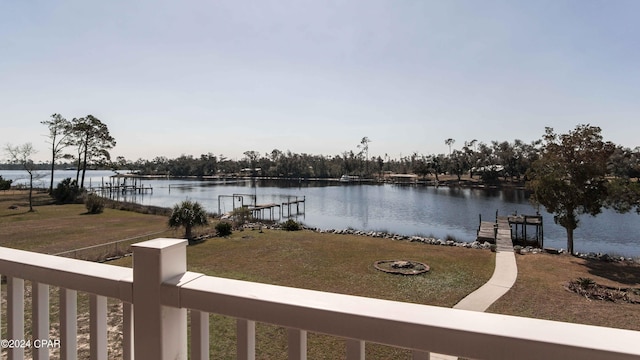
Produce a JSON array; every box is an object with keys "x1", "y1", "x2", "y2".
[{"x1": 1, "y1": 238, "x2": 640, "y2": 360}]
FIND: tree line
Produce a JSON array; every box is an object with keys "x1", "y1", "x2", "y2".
[
  {"x1": 122, "y1": 126, "x2": 640, "y2": 254},
  {"x1": 5, "y1": 117, "x2": 640, "y2": 186},
  {"x1": 4, "y1": 116, "x2": 640, "y2": 255},
  {"x1": 113, "y1": 137, "x2": 640, "y2": 185}
]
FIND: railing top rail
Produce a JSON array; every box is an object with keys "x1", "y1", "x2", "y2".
[
  {"x1": 171, "y1": 274, "x2": 640, "y2": 360},
  {"x1": 0, "y1": 246, "x2": 133, "y2": 301}
]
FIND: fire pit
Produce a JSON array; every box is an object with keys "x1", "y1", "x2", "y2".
[{"x1": 374, "y1": 260, "x2": 430, "y2": 275}]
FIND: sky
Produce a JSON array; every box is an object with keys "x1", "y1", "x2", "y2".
[{"x1": 1, "y1": 0, "x2": 639, "y2": 163}]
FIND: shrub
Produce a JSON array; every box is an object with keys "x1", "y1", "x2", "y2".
[
  {"x1": 479, "y1": 169, "x2": 501, "y2": 185},
  {"x1": 215, "y1": 221, "x2": 233, "y2": 236},
  {"x1": 84, "y1": 193, "x2": 105, "y2": 214},
  {"x1": 0, "y1": 175, "x2": 12, "y2": 190},
  {"x1": 282, "y1": 219, "x2": 301, "y2": 231},
  {"x1": 231, "y1": 206, "x2": 252, "y2": 226},
  {"x1": 52, "y1": 178, "x2": 82, "y2": 204}
]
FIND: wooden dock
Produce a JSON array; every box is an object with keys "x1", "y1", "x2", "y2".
[
  {"x1": 476, "y1": 213, "x2": 543, "y2": 249},
  {"x1": 508, "y1": 214, "x2": 544, "y2": 247},
  {"x1": 496, "y1": 216, "x2": 514, "y2": 252},
  {"x1": 91, "y1": 176, "x2": 153, "y2": 195},
  {"x1": 477, "y1": 221, "x2": 496, "y2": 242},
  {"x1": 94, "y1": 185, "x2": 153, "y2": 194},
  {"x1": 250, "y1": 203, "x2": 281, "y2": 221},
  {"x1": 218, "y1": 193, "x2": 306, "y2": 221},
  {"x1": 282, "y1": 196, "x2": 305, "y2": 217}
]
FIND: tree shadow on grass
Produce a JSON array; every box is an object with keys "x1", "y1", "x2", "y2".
[
  {"x1": 0, "y1": 209, "x2": 33, "y2": 218},
  {"x1": 580, "y1": 258, "x2": 640, "y2": 286}
]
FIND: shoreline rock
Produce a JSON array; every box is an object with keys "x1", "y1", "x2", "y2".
[{"x1": 240, "y1": 222, "x2": 639, "y2": 264}]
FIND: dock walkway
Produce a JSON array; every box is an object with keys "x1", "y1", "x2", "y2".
[
  {"x1": 476, "y1": 221, "x2": 496, "y2": 242},
  {"x1": 455, "y1": 220, "x2": 516, "y2": 312},
  {"x1": 432, "y1": 218, "x2": 518, "y2": 360}
]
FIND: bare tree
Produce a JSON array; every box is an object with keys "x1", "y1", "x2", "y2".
[{"x1": 5, "y1": 143, "x2": 42, "y2": 211}]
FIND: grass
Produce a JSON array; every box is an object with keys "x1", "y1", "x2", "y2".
[
  {"x1": 113, "y1": 229, "x2": 493, "y2": 306},
  {"x1": 4, "y1": 189, "x2": 640, "y2": 357},
  {"x1": 2, "y1": 190, "x2": 495, "y2": 358},
  {"x1": 0, "y1": 190, "x2": 175, "y2": 254},
  {"x1": 488, "y1": 253, "x2": 640, "y2": 331},
  {"x1": 110, "y1": 229, "x2": 494, "y2": 358},
  {"x1": 1, "y1": 190, "x2": 175, "y2": 358}
]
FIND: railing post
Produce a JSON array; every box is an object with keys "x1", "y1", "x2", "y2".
[{"x1": 132, "y1": 238, "x2": 188, "y2": 360}]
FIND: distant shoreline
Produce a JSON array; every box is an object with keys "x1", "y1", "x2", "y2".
[{"x1": 113, "y1": 173, "x2": 529, "y2": 190}]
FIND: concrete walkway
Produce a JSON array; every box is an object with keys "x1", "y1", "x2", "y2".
[{"x1": 429, "y1": 227, "x2": 518, "y2": 360}]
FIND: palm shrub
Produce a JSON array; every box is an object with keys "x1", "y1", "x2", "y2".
[{"x1": 168, "y1": 200, "x2": 209, "y2": 239}]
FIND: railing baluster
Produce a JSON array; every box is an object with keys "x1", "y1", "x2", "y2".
[
  {"x1": 237, "y1": 319, "x2": 256, "y2": 360},
  {"x1": 122, "y1": 302, "x2": 134, "y2": 360},
  {"x1": 7, "y1": 277, "x2": 25, "y2": 360},
  {"x1": 0, "y1": 273, "x2": 2, "y2": 337},
  {"x1": 346, "y1": 339, "x2": 365, "y2": 360},
  {"x1": 32, "y1": 282, "x2": 50, "y2": 360},
  {"x1": 190, "y1": 310, "x2": 210, "y2": 360},
  {"x1": 412, "y1": 350, "x2": 431, "y2": 360},
  {"x1": 90, "y1": 294, "x2": 108, "y2": 360},
  {"x1": 287, "y1": 328, "x2": 307, "y2": 360},
  {"x1": 60, "y1": 288, "x2": 78, "y2": 360}
]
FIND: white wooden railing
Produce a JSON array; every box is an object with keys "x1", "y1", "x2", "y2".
[{"x1": 1, "y1": 238, "x2": 640, "y2": 360}]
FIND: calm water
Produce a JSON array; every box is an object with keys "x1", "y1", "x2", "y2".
[{"x1": 3, "y1": 170, "x2": 640, "y2": 256}]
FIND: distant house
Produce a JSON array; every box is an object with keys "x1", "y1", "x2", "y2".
[
  {"x1": 240, "y1": 168, "x2": 261, "y2": 175},
  {"x1": 339, "y1": 175, "x2": 360, "y2": 182}
]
